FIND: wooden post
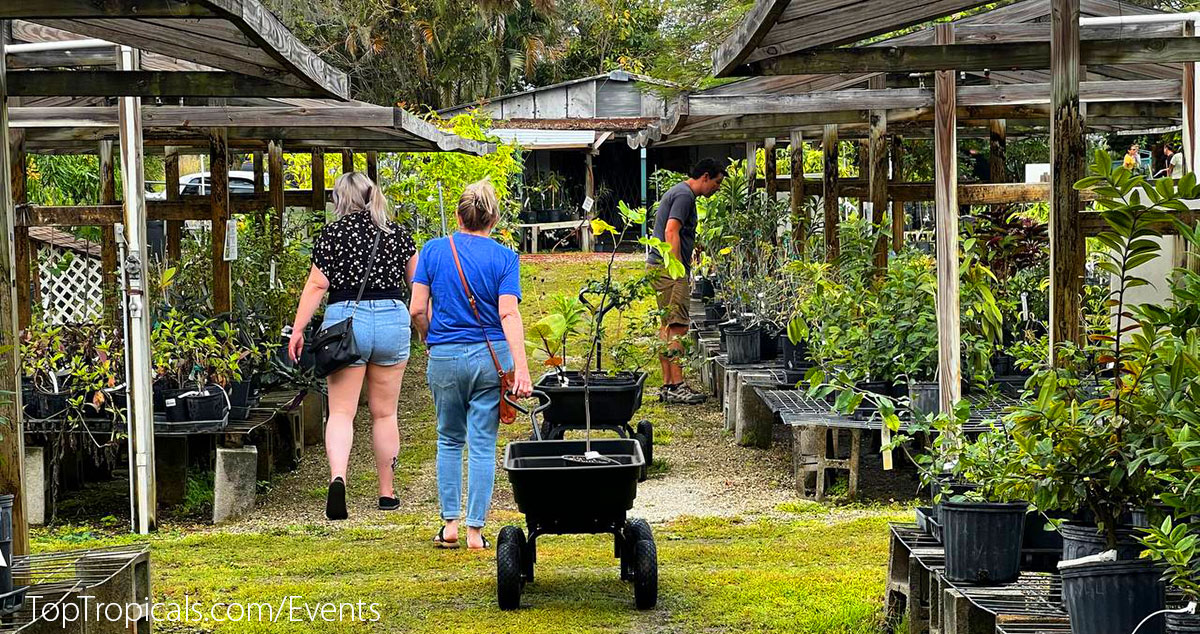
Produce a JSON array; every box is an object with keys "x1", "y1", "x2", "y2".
[
  {"x1": 583, "y1": 151, "x2": 594, "y2": 252},
  {"x1": 0, "y1": 20, "x2": 31, "y2": 556},
  {"x1": 1050, "y1": 0, "x2": 1085, "y2": 365},
  {"x1": 268, "y1": 140, "x2": 285, "y2": 252},
  {"x1": 823, "y1": 124, "x2": 840, "y2": 262},
  {"x1": 98, "y1": 140, "x2": 119, "y2": 327},
  {"x1": 789, "y1": 129, "x2": 806, "y2": 252},
  {"x1": 366, "y1": 151, "x2": 378, "y2": 183},
  {"x1": 209, "y1": 129, "x2": 231, "y2": 315},
  {"x1": 10, "y1": 130, "x2": 29, "y2": 332},
  {"x1": 869, "y1": 75, "x2": 889, "y2": 275},
  {"x1": 341, "y1": 149, "x2": 354, "y2": 175},
  {"x1": 252, "y1": 151, "x2": 264, "y2": 195},
  {"x1": 164, "y1": 146, "x2": 182, "y2": 263},
  {"x1": 746, "y1": 141, "x2": 758, "y2": 194},
  {"x1": 934, "y1": 23, "x2": 961, "y2": 414},
  {"x1": 311, "y1": 147, "x2": 325, "y2": 224},
  {"x1": 1185, "y1": 22, "x2": 1199, "y2": 173},
  {"x1": 989, "y1": 120, "x2": 1008, "y2": 184},
  {"x1": 891, "y1": 135, "x2": 905, "y2": 253},
  {"x1": 764, "y1": 137, "x2": 778, "y2": 200}
]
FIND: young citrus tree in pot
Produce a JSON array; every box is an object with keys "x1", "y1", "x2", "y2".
[{"x1": 987, "y1": 151, "x2": 1198, "y2": 634}]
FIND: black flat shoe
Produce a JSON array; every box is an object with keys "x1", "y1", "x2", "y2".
[
  {"x1": 326, "y1": 477, "x2": 348, "y2": 521},
  {"x1": 378, "y1": 496, "x2": 400, "y2": 511}
]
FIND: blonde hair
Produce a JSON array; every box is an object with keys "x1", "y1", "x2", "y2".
[
  {"x1": 332, "y1": 171, "x2": 391, "y2": 232},
  {"x1": 457, "y1": 179, "x2": 499, "y2": 231}
]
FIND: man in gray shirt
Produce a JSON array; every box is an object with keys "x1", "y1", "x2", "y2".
[{"x1": 648, "y1": 158, "x2": 725, "y2": 404}]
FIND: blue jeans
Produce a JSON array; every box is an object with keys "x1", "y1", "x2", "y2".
[
  {"x1": 427, "y1": 340, "x2": 513, "y2": 528},
  {"x1": 321, "y1": 299, "x2": 411, "y2": 366}
]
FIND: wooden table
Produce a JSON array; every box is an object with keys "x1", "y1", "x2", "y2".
[{"x1": 516, "y1": 220, "x2": 593, "y2": 253}]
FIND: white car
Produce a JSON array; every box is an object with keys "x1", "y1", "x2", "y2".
[{"x1": 146, "y1": 171, "x2": 268, "y2": 200}]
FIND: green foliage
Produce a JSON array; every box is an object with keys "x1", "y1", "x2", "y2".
[
  {"x1": 151, "y1": 310, "x2": 264, "y2": 388},
  {"x1": 20, "y1": 321, "x2": 125, "y2": 424}
]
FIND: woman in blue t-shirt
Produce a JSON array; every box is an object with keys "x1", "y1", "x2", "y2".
[{"x1": 410, "y1": 179, "x2": 533, "y2": 550}]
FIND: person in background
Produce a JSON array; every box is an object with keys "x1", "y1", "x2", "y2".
[
  {"x1": 410, "y1": 179, "x2": 533, "y2": 551},
  {"x1": 648, "y1": 158, "x2": 726, "y2": 405},
  {"x1": 289, "y1": 172, "x2": 418, "y2": 521},
  {"x1": 1123, "y1": 144, "x2": 1141, "y2": 172},
  {"x1": 1165, "y1": 145, "x2": 1186, "y2": 179}
]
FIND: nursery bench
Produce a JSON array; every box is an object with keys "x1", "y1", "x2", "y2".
[
  {"x1": 515, "y1": 220, "x2": 592, "y2": 253},
  {"x1": 758, "y1": 389, "x2": 869, "y2": 501},
  {"x1": 6, "y1": 544, "x2": 151, "y2": 633}
]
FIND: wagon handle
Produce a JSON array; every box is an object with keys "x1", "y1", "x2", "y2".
[{"x1": 503, "y1": 390, "x2": 551, "y2": 440}]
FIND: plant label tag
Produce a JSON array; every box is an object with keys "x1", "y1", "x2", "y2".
[
  {"x1": 165, "y1": 398, "x2": 176, "y2": 408},
  {"x1": 582, "y1": 196, "x2": 595, "y2": 214},
  {"x1": 224, "y1": 219, "x2": 238, "y2": 261},
  {"x1": 270, "y1": 261, "x2": 277, "y2": 287},
  {"x1": 0, "y1": 549, "x2": 7, "y2": 567}
]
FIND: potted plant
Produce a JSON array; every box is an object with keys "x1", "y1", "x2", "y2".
[{"x1": 152, "y1": 310, "x2": 256, "y2": 423}]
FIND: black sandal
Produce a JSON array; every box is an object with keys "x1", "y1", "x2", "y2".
[
  {"x1": 467, "y1": 535, "x2": 491, "y2": 551},
  {"x1": 433, "y1": 525, "x2": 459, "y2": 549}
]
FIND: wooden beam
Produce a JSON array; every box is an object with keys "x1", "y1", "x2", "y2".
[
  {"x1": 341, "y1": 149, "x2": 354, "y2": 175},
  {"x1": 268, "y1": 140, "x2": 284, "y2": 252},
  {"x1": 686, "y1": 80, "x2": 1180, "y2": 117},
  {"x1": 1050, "y1": 0, "x2": 1085, "y2": 365},
  {"x1": 366, "y1": 150, "x2": 378, "y2": 182},
  {"x1": 209, "y1": 129, "x2": 231, "y2": 315},
  {"x1": 789, "y1": 130, "x2": 806, "y2": 252},
  {"x1": 764, "y1": 137, "x2": 778, "y2": 201},
  {"x1": 745, "y1": 37, "x2": 1200, "y2": 75},
  {"x1": 252, "y1": 151, "x2": 264, "y2": 194},
  {"x1": 8, "y1": 70, "x2": 328, "y2": 98},
  {"x1": 0, "y1": 21, "x2": 30, "y2": 557},
  {"x1": 164, "y1": 145, "x2": 181, "y2": 262},
  {"x1": 0, "y1": 1, "x2": 215, "y2": 19},
  {"x1": 711, "y1": 0, "x2": 790, "y2": 76},
  {"x1": 902, "y1": 21, "x2": 1184, "y2": 45},
  {"x1": 745, "y1": 141, "x2": 758, "y2": 194},
  {"x1": 869, "y1": 75, "x2": 888, "y2": 274},
  {"x1": 989, "y1": 119, "x2": 1007, "y2": 183},
  {"x1": 311, "y1": 147, "x2": 325, "y2": 224},
  {"x1": 891, "y1": 135, "x2": 905, "y2": 252},
  {"x1": 10, "y1": 129, "x2": 30, "y2": 333},
  {"x1": 1185, "y1": 22, "x2": 1199, "y2": 173},
  {"x1": 823, "y1": 124, "x2": 839, "y2": 262},
  {"x1": 98, "y1": 139, "x2": 119, "y2": 327},
  {"x1": 934, "y1": 23, "x2": 961, "y2": 415}
]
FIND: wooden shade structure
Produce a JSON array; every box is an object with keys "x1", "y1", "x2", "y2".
[
  {"x1": 0, "y1": 0, "x2": 486, "y2": 550},
  {"x1": 634, "y1": 0, "x2": 1200, "y2": 417}
]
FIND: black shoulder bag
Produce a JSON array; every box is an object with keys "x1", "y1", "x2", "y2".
[{"x1": 312, "y1": 229, "x2": 382, "y2": 378}]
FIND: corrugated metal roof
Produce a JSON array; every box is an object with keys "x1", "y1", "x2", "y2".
[{"x1": 489, "y1": 129, "x2": 598, "y2": 150}]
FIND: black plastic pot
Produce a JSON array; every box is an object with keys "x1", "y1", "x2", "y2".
[
  {"x1": 931, "y1": 479, "x2": 981, "y2": 532},
  {"x1": 704, "y1": 302, "x2": 727, "y2": 323},
  {"x1": 536, "y1": 371, "x2": 646, "y2": 428},
  {"x1": 908, "y1": 381, "x2": 940, "y2": 417},
  {"x1": 157, "y1": 387, "x2": 191, "y2": 422},
  {"x1": 759, "y1": 330, "x2": 779, "y2": 361},
  {"x1": 1167, "y1": 613, "x2": 1200, "y2": 634},
  {"x1": 942, "y1": 501, "x2": 1027, "y2": 584},
  {"x1": 228, "y1": 375, "x2": 261, "y2": 410},
  {"x1": 726, "y1": 328, "x2": 762, "y2": 365},
  {"x1": 856, "y1": 381, "x2": 892, "y2": 397},
  {"x1": 1022, "y1": 511, "x2": 1066, "y2": 552},
  {"x1": 990, "y1": 353, "x2": 1015, "y2": 377},
  {"x1": 0, "y1": 494, "x2": 13, "y2": 595},
  {"x1": 184, "y1": 386, "x2": 230, "y2": 421},
  {"x1": 1061, "y1": 559, "x2": 1165, "y2": 634},
  {"x1": 694, "y1": 277, "x2": 715, "y2": 300},
  {"x1": 782, "y1": 336, "x2": 810, "y2": 372},
  {"x1": 24, "y1": 390, "x2": 71, "y2": 419},
  {"x1": 1061, "y1": 523, "x2": 1145, "y2": 561}
]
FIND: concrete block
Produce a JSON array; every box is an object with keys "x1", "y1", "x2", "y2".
[
  {"x1": 154, "y1": 436, "x2": 188, "y2": 507},
  {"x1": 302, "y1": 391, "x2": 325, "y2": 447},
  {"x1": 213, "y1": 447, "x2": 258, "y2": 523},
  {"x1": 73, "y1": 550, "x2": 151, "y2": 634},
  {"x1": 722, "y1": 369, "x2": 739, "y2": 432},
  {"x1": 24, "y1": 446, "x2": 49, "y2": 526},
  {"x1": 735, "y1": 372, "x2": 774, "y2": 449},
  {"x1": 941, "y1": 587, "x2": 995, "y2": 634}
]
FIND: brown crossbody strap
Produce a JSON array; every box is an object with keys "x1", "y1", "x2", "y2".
[{"x1": 446, "y1": 234, "x2": 506, "y2": 377}]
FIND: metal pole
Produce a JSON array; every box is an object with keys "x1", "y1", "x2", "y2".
[
  {"x1": 640, "y1": 148, "x2": 648, "y2": 239},
  {"x1": 117, "y1": 45, "x2": 156, "y2": 534},
  {"x1": 437, "y1": 181, "x2": 447, "y2": 236}
]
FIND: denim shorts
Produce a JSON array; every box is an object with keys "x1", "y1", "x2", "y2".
[{"x1": 321, "y1": 299, "x2": 411, "y2": 367}]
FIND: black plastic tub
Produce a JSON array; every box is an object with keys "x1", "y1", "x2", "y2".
[
  {"x1": 759, "y1": 330, "x2": 779, "y2": 361},
  {"x1": 931, "y1": 480, "x2": 981, "y2": 533},
  {"x1": 536, "y1": 371, "x2": 646, "y2": 427},
  {"x1": 157, "y1": 388, "x2": 191, "y2": 422},
  {"x1": 704, "y1": 302, "x2": 727, "y2": 323},
  {"x1": 25, "y1": 390, "x2": 71, "y2": 419},
  {"x1": 1167, "y1": 613, "x2": 1200, "y2": 634},
  {"x1": 782, "y1": 337, "x2": 809, "y2": 371},
  {"x1": 504, "y1": 438, "x2": 644, "y2": 522},
  {"x1": 0, "y1": 494, "x2": 12, "y2": 596},
  {"x1": 1061, "y1": 523, "x2": 1145, "y2": 561},
  {"x1": 908, "y1": 382, "x2": 940, "y2": 417},
  {"x1": 185, "y1": 386, "x2": 229, "y2": 421},
  {"x1": 942, "y1": 501, "x2": 1027, "y2": 584},
  {"x1": 1061, "y1": 559, "x2": 1165, "y2": 634},
  {"x1": 726, "y1": 328, "x2": 762, "y2": 365},
  {"x1": 694, "y1": 277, "x2": 715, "y2": 300}
]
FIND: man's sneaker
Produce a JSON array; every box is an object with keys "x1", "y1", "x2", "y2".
[{"x1": 662, "y1": 383, "x2": 707, "y2": 405}]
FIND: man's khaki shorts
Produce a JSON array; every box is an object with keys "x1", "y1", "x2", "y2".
[{"x1": 651, "y1": 267, "x2": 691, "y2": 328}]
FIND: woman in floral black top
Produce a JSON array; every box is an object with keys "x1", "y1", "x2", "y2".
[{"x1": 289, "y1": 172, "x2": 417, "y2": 520}]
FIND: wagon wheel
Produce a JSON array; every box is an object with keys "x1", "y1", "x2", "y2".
[
  {"x1": 497, "y1": 528, "x2": 525, "y2": 610},
  {"x1": 621, "y1": 519, "x2": 653, "y2": 581},
  {"x1": 633, "y1": 539, "x2": 658, "y2": 610},
  {"x1": 636, "y1": 420, "x2": 654, "y2": 473}
]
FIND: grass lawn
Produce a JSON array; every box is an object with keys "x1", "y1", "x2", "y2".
[{"x1": 34, "y1": 255, "x2": 911, "y2": 633}]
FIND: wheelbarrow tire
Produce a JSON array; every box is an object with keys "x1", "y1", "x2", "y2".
[
  {"x1": 636, "y1": 420, "x2": 653, "y2": 468},
  {"x1": 497, "y1": 540, "x2": 523, "y2": 610},
  {"x1": 633, "y1": 539, "x2": 658, "y2": 610},
  {"x1": 622, "y1": 519, "x2": 652, "y2": 580},
  {"x1": 498, "y1": 526, "x2": 531, "y2": 583}
]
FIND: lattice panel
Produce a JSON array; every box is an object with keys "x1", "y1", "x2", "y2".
[{"x1": 37, "y1": 245, "x2": 104, "y2": 325}]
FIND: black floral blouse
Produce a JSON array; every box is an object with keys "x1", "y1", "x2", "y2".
[{"x1": 312, "y1": 211, "x2": 417, "y2": 304}]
